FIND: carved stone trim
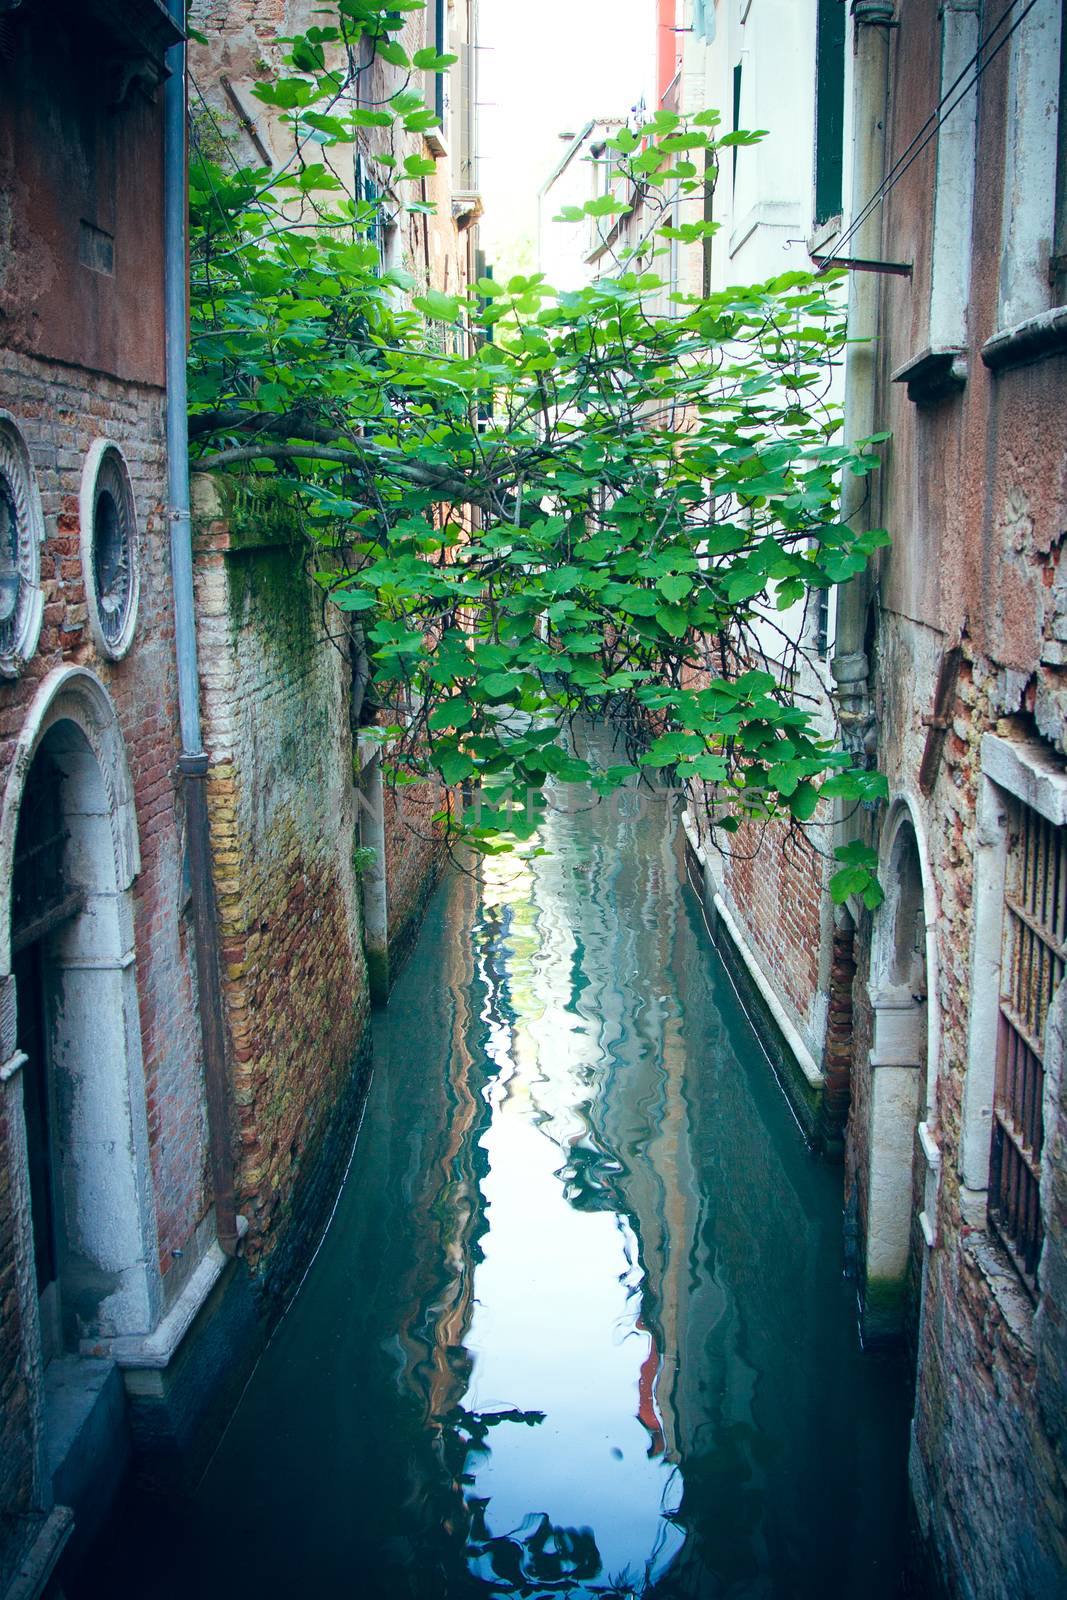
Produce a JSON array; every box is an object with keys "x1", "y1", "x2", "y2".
[
  {"x1": 0, "y1": 412, "x2": 44, "y2": 680},
  {"x1": 79, "y1": 440, "x2": 140, "y2": 661}
]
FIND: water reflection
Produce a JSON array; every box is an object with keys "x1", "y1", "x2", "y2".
[{"x1": 79, "y1": 766, "x2": 909, "y2": 1600}]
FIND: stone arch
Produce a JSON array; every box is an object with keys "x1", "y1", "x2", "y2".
[
  {"x1": 860, "y1": 796, "x2": 939, "y2": 1344},
  {"x1": 0, "y1": 666, "x2": 140, "y2": 969},
  {"x1": 873, "y1": 795, "x2": 940, "y2": 1108},
  {"x1": 1, "y1": 666, "x2": 158, "y2": 1359}
]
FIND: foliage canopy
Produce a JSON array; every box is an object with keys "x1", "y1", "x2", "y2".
[{"x1": 187, "y1": 0, "x2": 887, "y2": 905}]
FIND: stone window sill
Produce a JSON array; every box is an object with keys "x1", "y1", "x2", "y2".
[
  {"x1": 981, "y1": 304, "x2": 1067, "y2": 373},
  {"x1": 892, "y1": 346, "x2": 967, "y2": 405},
  {"x1": 961, "y1": 1228, "x2": 1035, "y2": 1357}
]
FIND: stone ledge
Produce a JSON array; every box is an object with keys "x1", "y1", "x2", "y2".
[
  {"x1": 981, "y1": 732, "x2": 1067, "y2": 825},
  {"x1": 892, "y1": 345, "x2": 967, "y2": 404},
  {"x1": 961, "y1": 1227, "x2": 1035, "y2": 1358},
  {"x1": 981, "y1": 304, "x2": 1067, "y2": 373},
  {"x1": 102, "y1": 1218, "x2": 248, "y2": 1371},
  {"x1": 2, "y1": 1507, "x2": 73, "y2": 1600}
]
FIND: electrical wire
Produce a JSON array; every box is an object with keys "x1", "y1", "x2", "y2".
[{"x1": 820, "y1": 0, "x2": 1039, "y2": 271}]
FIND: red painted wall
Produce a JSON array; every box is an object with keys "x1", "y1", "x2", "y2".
[{"x1": 657, "y1": 0, "x2": 680, "y2": 108}]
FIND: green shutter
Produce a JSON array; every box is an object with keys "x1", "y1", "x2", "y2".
[{"x1": 814, "y1": 0, "x2": 845, "y2": 225}]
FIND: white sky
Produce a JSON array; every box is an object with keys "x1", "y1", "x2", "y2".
[{"x1": 477, "y1": 0, "x2": 656, "y2": 278}]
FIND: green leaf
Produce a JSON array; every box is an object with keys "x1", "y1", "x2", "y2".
[
  {"x1": 376, "y1": 39, "x2": 410, "y2": 67},
  {"x1": 402, "y1": 153, "x2": 439, "y2": 179},
  {"x1": 414, "y1": 289, "x2": 462, "y2": 321},
  {"x1": 788, "y1": 782, "x2": 819, "y2": 821},
  {"x1": 438, "y1": 747, "x2": 476, "y2": 785},
  {"x1": 656, "y1": 574, "x2": 692, "y2": 604},
  {"x1": 412, "y1": 47, "x2": 459, "y2": 70},
  {"x1": 584, "y1": 195, "x2": 631, "y2": 218}
]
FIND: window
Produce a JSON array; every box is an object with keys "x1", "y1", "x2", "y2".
[
  {"x1": 731, "y1": 61, "x2": 742, "y2": 192},
  {"x1": 929, "y1": 1, "x2": 980, "y2": 350},
  {"x1": 990, "y1": 799, "x2": 1065, "y2": 1294},
  {"x1": 79, "y1": 441, "x2": 139, "y2": 660},
  {"x1": 424, "y1": 0, "x2": 450, "y2": 151},
  {"x1": 984, "y1": 0, "x2": 1065, "y2": 364},
  {"x1": 355, "y1": 152, "x2": 384, "y2": 270},
  {"x1": 813, "y1": 0, "x2": 845, "y2": 227},
  {"x1": 455, "y1": 33, "x2": 478, "y2": 194},
  {"x1": 0, "y1": 411, "x2": 44, "y2": 678},
  {"x1": 1051, "y1": 0, "x2": 1067, "y2": 305},
  {"x1": 815, "y1": 587, "x2": 830, "y2": 660}
]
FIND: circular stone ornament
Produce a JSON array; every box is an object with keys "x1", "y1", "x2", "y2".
[
  {"x1": 0, "y1": 411, "x2": 45, "y2": 679},
  {"x1": 80, "y1": 440, "x2": 140, "y2": 660}
]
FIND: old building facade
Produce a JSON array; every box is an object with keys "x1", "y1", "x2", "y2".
[
  {"x1": 676, "y1": 1, "x2": 1067, "y2": 1595},
  {"x1": 0, "y1": 2, "x2": 476, "y2": 1593},
  {"x1": 0, "y1": 3, "x2": 229, "y2": 1588}
]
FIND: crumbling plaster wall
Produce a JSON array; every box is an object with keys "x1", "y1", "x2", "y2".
[{"x1": 845, "y1": 4, "x2": 1067, "y2": 1591}]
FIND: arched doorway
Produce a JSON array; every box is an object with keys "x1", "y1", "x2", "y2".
[
  {"x1": 861, "y1": 803, "x2": 935, "y2": 1346},
  {"x1": 2, "y1": 668, "x2": 158, "y2": 1375}
]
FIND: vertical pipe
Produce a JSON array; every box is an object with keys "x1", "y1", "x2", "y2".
[
  {"x1": 164, "y1": 0, "x2": 238, "y2": 1255},
  {"x1": 831, "y1": 2, "x2": 894, "y2": 831}
]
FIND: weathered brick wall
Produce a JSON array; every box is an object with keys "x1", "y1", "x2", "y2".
[
  {"x1": 382, "y1": 777, "x2": 444, "y2": 973},
  {"x1": 0, "y1": 3, "x2": 215, "y2": 1540},
  {"x1": 719, "y1": 813, "x2": 827, "y2": 1043},
  {"x1": 0, "y1": 354, "x2": 211, "y2": 1275},
  {"x1": 849, "y1": 3, "x2": 1067, "y2": 1590},
  {"x1": 0, "y1": 351, "x2": 212, "y2": 1540},
  {"x1": 192, "y1": 477, "x2": 372, "y2": 1301},
  {"x1": 0, "y1": 1089, "x2": 35, "y2": 1574},
  {"x1": 867, "y1": 627, "x2": 1067, "y2": 1596}
]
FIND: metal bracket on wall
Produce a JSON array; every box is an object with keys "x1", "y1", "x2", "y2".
[
  {"x1": 919, "y1": 642, "x2": 964, "y2": 796},
  {"x1": 812, "y1": 254, "x2": 913, "y2": 276}
]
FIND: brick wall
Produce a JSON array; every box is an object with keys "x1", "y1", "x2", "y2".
[
  {"x1": 720, "y1": 812, "x2": 827, "y2": 1041},
  {"x1": 0, "y1": 350, "x2": 213, "y2": 1544},
  {"x1": 192, "y1": 477, "x2": 373, "y2": 1301},
  {"x1": 865, "y1": 627, "x2": 1067, "y2": 1596},
  {"x1": 382, "y1": 777, "x2": 444, "y2": 973},
  {"x1": 0, "y1": 353, "x2": 211, "y2": 1276},
  {"x1": 0, "y1": 1086, "x2": 36, "y2": 1569}
]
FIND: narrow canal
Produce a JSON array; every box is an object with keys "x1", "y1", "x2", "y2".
[{"x1": 82, "y1": 770, "x2": 911, "y2": 1599}]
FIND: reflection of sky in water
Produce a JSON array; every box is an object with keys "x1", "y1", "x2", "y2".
[
  {"x1": 459, "y1": 830, "x2": 684, "y2": 1594},
  {"x1": 81, "y1": 759, "x2": 912, "y2": 1600}
]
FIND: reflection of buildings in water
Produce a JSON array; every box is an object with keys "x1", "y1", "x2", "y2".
[
  {"x1": 525, "y1": 783, "x2": 701, "y2": 1471},
  {"x1": 385, "y1": 868, "x2": 492, "y2": 1539},
  {"x1": 389, "y1": 765, "x2": 856, "y2": 1593},
  {"x1": 522, "y1": 771, "x2": 845, "y2": 1593}
]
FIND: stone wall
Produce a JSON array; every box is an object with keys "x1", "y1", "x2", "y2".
[
  {"x1": 192, "y1": 477, "x2": 372, "y2": 1301},
  {"x1": 848, "y1": 2, "x2": 1067, "y2": 1591}
]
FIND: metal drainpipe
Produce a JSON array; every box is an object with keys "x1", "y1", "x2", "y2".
[
  {"x1": 164, "y1": 0, "x2": 239, "y2": 1257},
  {"x1": 831, "y1": 0, "x2": 895, "y2": 843}
]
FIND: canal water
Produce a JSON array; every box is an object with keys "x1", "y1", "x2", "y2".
[{"x1": 82, "y1": 772, "x2": 911, "y2": 1598}]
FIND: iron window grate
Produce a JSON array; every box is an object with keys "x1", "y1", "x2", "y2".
[{"x1": 990, "y1": 801, "x2": 1066, "y2": 1295}]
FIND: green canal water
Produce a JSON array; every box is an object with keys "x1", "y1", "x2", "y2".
[{"x1": 82, "y1": 775, "x2": 911, "y2": 1598}]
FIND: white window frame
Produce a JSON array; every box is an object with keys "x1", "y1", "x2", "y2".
[
  {"x1": 960, "y1": 734, "x2": 1067, "y2": 1293},
  {"x1": 994, "y1": 0, "x2": 1063, "y2": 332}
]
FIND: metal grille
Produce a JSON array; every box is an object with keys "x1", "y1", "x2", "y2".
[{"x1": 990, "y1": 800, "x2": 1066, "y2": 1294}]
